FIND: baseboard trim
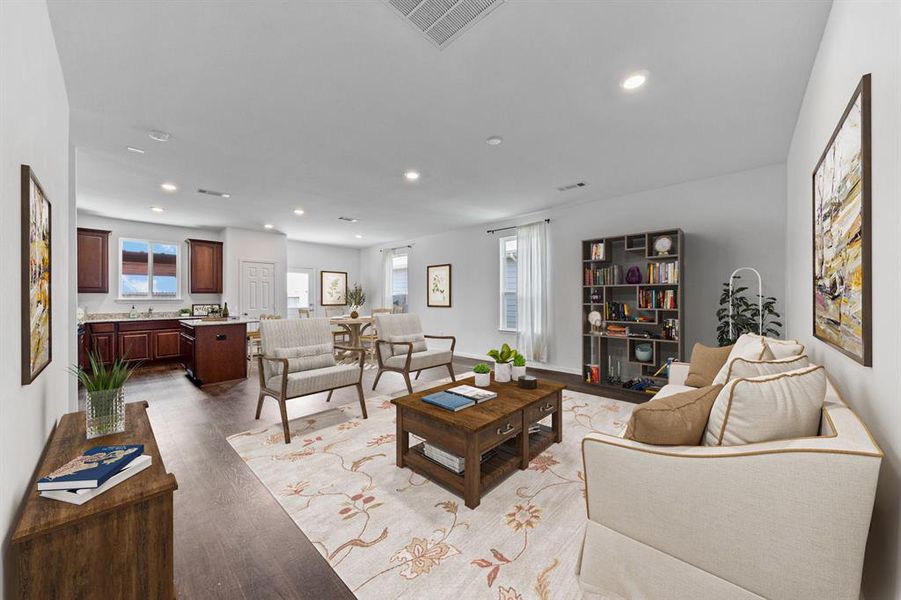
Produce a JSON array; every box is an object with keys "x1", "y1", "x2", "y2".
[{"x1": 453, "y1": 351, "x2": 582, "y2": 376}]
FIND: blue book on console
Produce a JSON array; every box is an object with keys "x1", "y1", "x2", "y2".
[
  {"x1": 422, "y1": 391, "x2": 475, "y2": 412},
  {"x1": 37, "y1": 444, "x2": 144, "y2": 491}
]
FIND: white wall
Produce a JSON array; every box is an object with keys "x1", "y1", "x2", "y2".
[
  {"x1": 362, "y1": 163, "x2": 787, "y2": 372},
  {"x1": 76, "y1": 213, "x2": 223, "y2": 314},
  {"x1": 287, "y1": 240, "x2": 362, "y2": 314},
  {"x1": 785, "y1": 2, "x2": 901, "y2": 598},
  {"x1": 0, "y1": 1, "x2": 72, "y2": 594},
  {"x1": 222, "y1": 227, "x2": 288, "y2": 317}
]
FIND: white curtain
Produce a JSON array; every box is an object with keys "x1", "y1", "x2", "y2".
[
  {"x1": 516, "y1": 221, "x2": 549, "y2": 362},
  {"x1": 382, "y1": 249, "x2": 394, "y2": 308}
]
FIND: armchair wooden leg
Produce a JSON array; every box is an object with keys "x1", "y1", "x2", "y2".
[
  {"x1": 326, "y1": 390, "x2": 334, "y2": 402},
  {"x1": 446, "y1": 363, "x2": 456, "y2": 382},
  {"x1": 356, "y1": 383, "x2": 368, "y2": 419},
  {"x1": 278, "y1": 398, "x2": 291, "y2": 444},
  {"x1": 372, "y1": 369, "x2": 384, "y2": 391},
  {"x1": 402, "y1": 371, "x2": 413, "y2": 394},
  {"x1": 255, "y1": 391, "x2": 266, "y2": 420}
]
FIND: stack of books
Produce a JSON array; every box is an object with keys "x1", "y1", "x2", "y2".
[
  {"x1": 646, "y1": 261, "x2": 679, "y2": 284},
  {"x1": 422, "y1": 443, "x2": 496, "y2": 474},
  {"x1": 588, "y1": 241, "x2": 605, "y2": 261},
  {"x1": 422, "y1": 385, "x2": 497, "y2": 412},
  {"x1": 37, "y1": 444, "x2": 151, "y2": 505}
]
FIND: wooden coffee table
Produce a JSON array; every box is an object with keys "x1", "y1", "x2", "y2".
[{"x1": 392, "y1": 376, "x2": 565, "y2": 509}]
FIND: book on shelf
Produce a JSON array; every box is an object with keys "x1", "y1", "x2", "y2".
[
  {"x1": 422, "y1": 443, "x2": 496, "y2": 474},
  {"x1": 447, "y1": 385, "x2": 497, "y2": 403},
  {"x1": 37, "y1": 444, "x2": 144, "y2": 491},
  {"x1": 421, "y1": 391, "x2": 475, "y2": 412},
  {"x1": 584, "y1": 364, "x2": 600, "y2": 384},
  {"x1": 589, "y1": 241, "x2": 605, "y2": 261},
  {"x1": 40, "y1": 455, "x2": 152, "y2": 505},
  {"x1": 585, "y1": 264, "x2": 623, "y2": 286},
  {"x1": 638, "y1": 288, "x2": 677, "y2": 309},
  {"x1": 646, "y1": 261, "x2": 679, "y2": 284}
]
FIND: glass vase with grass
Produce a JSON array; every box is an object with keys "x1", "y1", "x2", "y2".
[{"x1": 70, "y1": 352, "x2": 140, "y2": 439}]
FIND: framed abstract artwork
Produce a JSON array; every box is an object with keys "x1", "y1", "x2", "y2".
[
  {"x1": 320, "y1": 270, "x2": 348, "y2": 306},
  {"x1": 21, "y1": 165, "x2": 52, "y2": 384},
  {"x1": 812, "y1": 74, "x2": 871, "y2": 366},
  {"x1": 427, "y1": 264, "x2": 451, "y2": 307}
]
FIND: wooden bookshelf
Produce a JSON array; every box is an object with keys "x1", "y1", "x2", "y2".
[{"x1": 581, "y1": 229, "x2": 684, "y2": 403}]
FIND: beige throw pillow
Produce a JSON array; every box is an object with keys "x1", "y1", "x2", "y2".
[
  {"x1": 685, "y1": 343, "x2": 733, "y2": 388},
  {"x1": 389, "y1": 334, "x2": 427, "y2": 356},
  {"x1": 726, "y1": 354, "x2": 810, "y2": 381},
  {"x1": 711, "y1": 334, "x2": 771, "y2": 385},
  {"x1": 624, "y1": 385, "x2": 723, "y2": 446},
  {"x1": 703, "y1": 365, "x2": 826, "y2": 446},
  {"x1": 744, "y1": 333, "x2": 805, "y2": 359}
]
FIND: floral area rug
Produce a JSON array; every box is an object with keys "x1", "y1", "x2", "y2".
[{"x1": 227, "y1": 377, "x2": 634, "y2": 600}]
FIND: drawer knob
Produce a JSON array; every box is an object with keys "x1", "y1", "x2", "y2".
[
  {"x1": 496, "y1": 423, "x2": 514, "y2": 436},
  {"x1": 539, "y1": 403, "x2": 553, "y2": 412}
]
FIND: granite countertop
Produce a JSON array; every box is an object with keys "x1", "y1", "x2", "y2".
[
  {"x1": 82, "y1": 313, "x2": 188, "y2": 324},
  {"x1": 178, "y1": 317, "x2": 259, "y2": 327}
]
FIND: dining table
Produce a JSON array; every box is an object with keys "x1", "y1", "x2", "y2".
[{"x1": 329, "y1": 315, "x2": 374, "y2": 354}]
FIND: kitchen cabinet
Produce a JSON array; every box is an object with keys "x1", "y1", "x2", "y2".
[
  {"x1": 84, "y1": 320, "x2": 183, "y2": 365},
  {"x1": 153, "y1": 330, "x2": 181, "y2": 359},
  {"x1": 88, "y1": 323, "x2": 117, "y2": 364},
  {"x1": 119, "y1": 331, "x2": 152, "y2": 362},
  {"x1": 188, "y1": 239, "x2": 223, "y2": 294},
  {"x1": 180, "y1": 321, "x2": 247, "y2": 386},
  {"x1": 77, "y1": 228, "x2": 111, "y2": 293}
]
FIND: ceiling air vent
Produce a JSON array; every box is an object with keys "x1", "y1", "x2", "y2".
[
  {"x1": 386, "y1": 0, "x2": 505, "y2": 49},
  {"x1": 557, "y1": 182, "x2": 588, "y2": 192},
  {"x1": 197, "y1": 188, "x2": 231, "y2": 199},
  {"x1": 338, "y1": 216, "x2": 359, "y2": 222}
]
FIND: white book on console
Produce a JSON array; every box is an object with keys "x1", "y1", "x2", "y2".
[
  {"x1": 447, "y1": 385, "x2": 497, "y2": 402},
  {"x1": 39, "y1": 455, "x2": 152, "y2": 506}
]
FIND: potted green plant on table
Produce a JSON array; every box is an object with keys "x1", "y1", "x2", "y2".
[
  {"x1": 487, "y1": 343, "x2": 516, "y2": 383},
  {"x1": 70, "y1": 352, "x2": 139, "y2": 439},
  {"x1": 473, "y1": 363, "x2": 491, "y2": 387},
  {"x1": 347, "y1": 283, "x2": 366, "y2": 319},
  {"x1": 512, "y1": 352, "x2": 527, "y2": 380}
]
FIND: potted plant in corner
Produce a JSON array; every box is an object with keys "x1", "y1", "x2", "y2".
[
  {"x1": 512, "y1": 352, "x2": 527, "y2": 381},
  {"x1": 347, "y1": 283, "x2": 366, "y2": 319},
  {"x1": 70, "y1": 352, "x2": 139, "y2": 439},
  {"x1": 473, "y1": 363, "x2": 491, "y2": 387},
  {"x1": 487, "y1": 343, "x2": 516, "y2": 383}
]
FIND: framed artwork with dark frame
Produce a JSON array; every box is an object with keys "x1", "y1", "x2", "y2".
[
  {"x1": 320, "y1": 270, "x2": 348, "y2": 306},
  {"x1": 812, "y1": 74, "x2": 871, "y2": 366},
  {"x1": 21, "y1": 165, "x2": 52, "y2": 384},
  {"x1": 427, "y1": 264, "x2": 452, "y2": 307}
]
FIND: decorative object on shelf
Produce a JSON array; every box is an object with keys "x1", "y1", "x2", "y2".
[
  {"x1": 663, "y1": 318, "x2": 679, "y2": 340},
  {"x1": 589, "y1": 241, "x2": 605, "y2": 261},
  {"x1": 606, "y1": 356, "x2": 622, "y2": 384},
  {"x1": 635, "y1": 343, "x2": 653, "y2": 363},
  {"x1": 625, "y1": 266, "x2": 642, "y2": 284},
  {"x1": 346, "y1": 283, "x2": 366, "y2": 318},
  {"x1": 512, "y1": 352, "x2": 527, "y2": 380},
  {"x1": 427, "y1": 263, "x2": 452, "y2": 307},
  {"x1": 487, "y1": 343, "x2": 516, "y2": 383},
  {"x1": 517, "y1": 375, "x2": 538, "y2": 389},
  {"x1": 588, "y1": 310, "x2": 602, "y2": 332},
  {"x1": 473, "y1": 363, "x2": 491, "y2": 387},
  {"x1": 716, "y1": 271, "x2": 781, "y2": 347},
  {"x1": 653, "y1": 235, "x2": 673, "y2": 256},
  {"x1": 589, "y1": 288, "x2": 602, "y2": 303},
  {"x1": 70, "y1": 351, "x2": 139, "y2": 439},
  {"x1": 321, "y1": 270, "x2": 348, "y2": 306},
  {"x1": 192, "y1": 303, "x2": 221, "y2": 316},
  {"x1": 813, "y1": 74, "x2": 871, "y2": 366},
  {"x1": 21, "y1": 165, "x2": 52, "y2": 385}
]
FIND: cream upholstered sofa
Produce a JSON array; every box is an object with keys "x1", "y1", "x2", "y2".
[
  {"x1": 578, "y1": 361, "x2": 883, "y2": 600},
  {"x1": 256, "y1": 318, "x2": 366, "y2": 443},
  {"x1": 372, "y1": 313, "x2": 456, "y2": 394}
]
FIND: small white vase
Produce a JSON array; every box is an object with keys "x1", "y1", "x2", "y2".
[
  {"x1": 494, "y1": 362, "x2": 512, "y2": 383},
  {"x1": 474, "y1": 372, "x2": 491, "y2": 387},
  {"x1": 512, "y1": 365, "x2": 527, "y2": 381}
]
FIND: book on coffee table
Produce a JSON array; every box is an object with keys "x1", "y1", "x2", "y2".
[
  {"x1": 447, "y1": 385, "x2": 497, "y2": 403},
  {"x1": 421, "y1": 391, "x2": 475, "y2": 412}
]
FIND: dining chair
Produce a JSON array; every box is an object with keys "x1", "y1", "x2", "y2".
[
  {"x1": 325, "y1": 306, "x2": 349, "y2": 344},
  {"x1": 298, "y1": 307, "x2": 313, "y2": 318},
  {"x1": 248, "y1": 314, "x2": 282, "y2": 359},
  {"x1": 361, "y1": 307, "x2": 392, "y2": 359}
]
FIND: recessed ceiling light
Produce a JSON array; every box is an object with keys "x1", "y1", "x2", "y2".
[
  {"x1": 160, "y1": 182, "x2": 177, "y2": 192},
  {"x1": 126, "y1": 146, "x2": 145, "y2": 154},
  {"x1": 621, "y1": 72, "x2": 648, "y2": 91},
  {"x1": 263, "y1": 224, "x2": 274, "y2": 229},
  {"x1": 355, "y1": 234, "x2": 363, "y2": 239},
  {"x1": 486, "y1": 136, "x2": 503, "y2": 146},
  {"x1": 150, "y1": 206, "x2": 164, "y2": 213},
  {"x1": 149, "y1": 130, "x2": 171, "y2": 142},
  {"x1": 404, "y1": 170, "x2": 420, "y2": 181},
  {"x1": 293, "y1": 208, "x2": 305, "y2": 215}
]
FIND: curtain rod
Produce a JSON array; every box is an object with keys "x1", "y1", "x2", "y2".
[
  {"x1": 486, "y1": 218, "x2": 551, "y2": 235},
  {"x1": 379, "y1": 244, "x2": 414, "y2": 253}
]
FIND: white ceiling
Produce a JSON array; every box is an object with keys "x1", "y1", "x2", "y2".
[{"x1": 48, "y1": 0, "x2": 830, "y2": 248}]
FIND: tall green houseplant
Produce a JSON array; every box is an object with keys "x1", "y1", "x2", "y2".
[{"x1": 715, "y1": 277, "x2": 782, "y2": 346}]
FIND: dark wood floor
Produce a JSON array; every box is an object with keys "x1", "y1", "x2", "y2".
[{"x1": 135, "y1": 357, "x2": 602, "y2": 598}]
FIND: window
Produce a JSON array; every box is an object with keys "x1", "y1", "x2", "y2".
[
  {"x1": 391, "y1": 251, "x2": 409, "y2": 312},
  {"x1": 119, "y1": 238, "x2": 180, "y2": 299},
  {"x1": 287, "y1": 269, "x2": 312, "y2": 313},
  {"x1": 499, "y1": 236, "x2": 517, "y2": 330}
]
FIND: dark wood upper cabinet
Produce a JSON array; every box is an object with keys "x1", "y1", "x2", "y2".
[
  {"x1": 77, "y1": 228, "x2": 111, "y2": 293},
  {"x1": 188, "y1": 239, "x2": 223, "y2": 294}
]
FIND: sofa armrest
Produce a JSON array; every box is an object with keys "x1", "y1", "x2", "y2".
[
  {"x1": 581, "y1": 432, "x2": 881, "y2": 600},
  {"x1": 668, "y1": 361, "x2": 690, "y2": 385}
]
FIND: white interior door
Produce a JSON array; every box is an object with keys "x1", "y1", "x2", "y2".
[{"x1": 240, "y1": 260, "x2": 276, "y2": 318}]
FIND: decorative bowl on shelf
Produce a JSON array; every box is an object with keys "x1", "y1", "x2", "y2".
[{"x1": 635, "y1": 343, "x2": 653, "y2": 362}]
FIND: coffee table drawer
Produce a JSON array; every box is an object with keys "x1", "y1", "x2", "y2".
[
  {"x1": 478, "y1": 413, "x2": 522, "y2": 452},
  {"x1": 524, "y1": 397, "x2": 558, "y2": 425}
]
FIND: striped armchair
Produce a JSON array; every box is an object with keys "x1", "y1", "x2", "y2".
[
  {"x1": 256, "y1": 318, "x2": 366, "y2": 443},
  {"x1": 372, "y1": 313, "x2": 455, "y2": 394}
]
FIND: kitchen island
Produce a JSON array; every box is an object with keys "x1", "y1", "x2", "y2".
[{"x1": 179, "y1": 318, "x2": 256, "y2": 387}]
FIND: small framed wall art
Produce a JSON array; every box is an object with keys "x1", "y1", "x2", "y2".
[
  {"x1": 427, "y1": 264, "x2": 452, "y2": 307},
  {"x1": 21, "y1": 165, "x2": 52, "y2": 384},
  {"x1": 321, "y1": 270, "x2": 348, "y2": 306}
]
